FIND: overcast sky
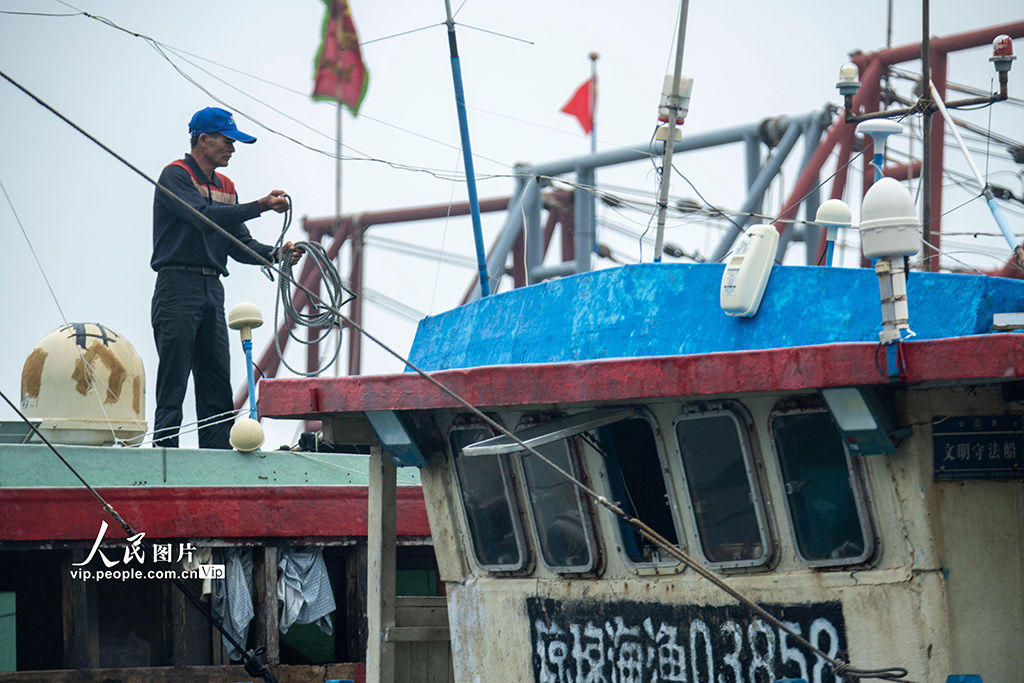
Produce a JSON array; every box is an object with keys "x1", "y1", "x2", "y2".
[{"x1": 1, "y1": 0, "x2": 1022, "y2": 448}]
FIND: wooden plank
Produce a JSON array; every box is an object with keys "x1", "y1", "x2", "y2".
[
  {"x1": 345, "y1": 543, "x2": 368, "y2": 661},
  {"x1": 384, "y1": 626, "x2": 450, "y2": 642},
  {"x1": 210, "y1": 621, "x2": 224, "y2": 666},
  {"x1": 325, "y1": 662, "x2": 365, "y2": 682},
  {"x1": 164, "y1": 581, "x2": 178, "y2": 666},
  {"x1": 60, "y1": 549, "x2": 97, "y2": 668},
  {"x1": 170, "y1": 579, "x2": 213, "y2": 666},
  {"x1": 425, "y1": 639, "x2": 451, "y2": 683},
  {"x1": 394, "y1": 639, "x2": 411, "y2": 682},
  {"x1": 394, "y1": 596, "x2": 448, "y2": 628},
  {"x1": 366, "y1": 446, "x2": 397, "y2": 682},
  {"x1": 252, "y1": 546, "x2": 280, "y2": 665}
]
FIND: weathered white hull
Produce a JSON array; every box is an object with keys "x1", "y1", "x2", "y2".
[{"x1": 420, "y1": 385, "x2": 1024, "y2": 682}]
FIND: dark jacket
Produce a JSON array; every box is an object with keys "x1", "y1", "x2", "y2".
[{"x1": 151, "y1": 153, "x2": 274, "y2": 276}]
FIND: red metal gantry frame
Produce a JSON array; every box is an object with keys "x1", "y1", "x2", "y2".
[{"x1": 776, "y1": 21, "x2": 1024, "y2": 270}]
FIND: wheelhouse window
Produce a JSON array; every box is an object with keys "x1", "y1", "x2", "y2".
[
  {"x1": 595, "y1": 416, "x2": 681, "y2": 565},
  {"x1": 674, "y1": 408, "x2": 769, "y2": 567},
  {"x1": 771, "y1": 409, "x2": 873, "y2": 566},
  {"x1": 449, "y1": 427, "x2": 527, "y2": 572},
  {"x1": 519, "y1": 437, "x2": 597, "y2": 573},
  {"x1": 458, "y1": 408, "x2": 628, "y2": 574}
]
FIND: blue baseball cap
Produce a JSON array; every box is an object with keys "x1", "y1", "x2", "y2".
[{"x1": 188, "y1": 107, "x2": 256, "y2": 144}]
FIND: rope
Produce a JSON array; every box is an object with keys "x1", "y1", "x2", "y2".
[{"x1": 264, "y1": 196, "x2": 354, "y2": 377}]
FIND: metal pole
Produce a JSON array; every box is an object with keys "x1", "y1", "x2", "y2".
[
  {"x1": 920, "y1": 0, "x2": 934, "y2": 270},
  {"x1": 443, "y1": 0, "x2": 490, "y2": 297},
  {"x1": 653, "y1": 0, "x2": 689, "y2": 263},
  {"x1": 348, "y1": 225, "x2": 364, "y2": 375},
  {"x1": 588, "y1": 52, "x2": 598, "y2": 265},
  {"x1": 589, "y1": 53, "x2": 598, "y2": 157},
  {"x1": 333, "y1": 103, "x2": 344, "y2": 377},
  {"x1": 929, "y1": 79, "x2": 1018, "y2": 251},
  {"x1": 242, "y1": 339, "x2": 257, "y2": 420}
]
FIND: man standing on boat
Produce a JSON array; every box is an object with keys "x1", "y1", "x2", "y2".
[{"x1": 150, "y1": 106, "x2": 301, "y2": 449}]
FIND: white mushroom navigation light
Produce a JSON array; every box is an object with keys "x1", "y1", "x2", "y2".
[
  {"x1": 859, "y1": 178, "x2": 920, "y2": 345},
  {"x1": 815, "y1": 199, "x2": 852, "y2": 267},
  {"x1": 227, "y1": 301, "x2": 265, "y2": 453},
  {"x1": 855, "y1": 119, "x2": 903, "y2": 183}
]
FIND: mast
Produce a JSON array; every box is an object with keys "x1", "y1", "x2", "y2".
[
  {"x1": 920, "y1": 0, "x2": 935, "y2": 270},
  {"x1": 653, "y1": 0, "x2": 689, "y2": 263},
  {"x1": 443, "y1": 0, "x2": 491, "y2": 297}
]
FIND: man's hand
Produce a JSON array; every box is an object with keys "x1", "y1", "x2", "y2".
[
  {"x1": 258, "y1": 190, "x2": 290, "y2": 213},
  {"x1": 279, "y1": 241, "x2": 304, "y2": 266}
]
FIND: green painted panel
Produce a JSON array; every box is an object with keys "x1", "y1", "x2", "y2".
[
  {"x1": 396, "y1": 569, "x2": 439, "y2": 596},
  {"x1": 0, "y1": 592, "x2": 14, "y2": 672},
  {"x1": 0, "y1": 444, "x2": 420, "y2": 488}
]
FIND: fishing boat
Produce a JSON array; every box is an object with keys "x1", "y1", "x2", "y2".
[
  {"x1": 1, "y1": 6, "x2": 1023, "y2": 683},
  {"x1": 254, "y1": 19, "x2": 1024, "y2": 683}
]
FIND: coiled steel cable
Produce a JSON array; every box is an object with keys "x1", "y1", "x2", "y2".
[{"x1": 265, "y1": 196, "x2": 354, "y2": 376}]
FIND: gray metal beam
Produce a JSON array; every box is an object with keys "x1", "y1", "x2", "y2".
[
  {"x1": 574, "y1": 166, "x2": 595, "y2": 274},
  {"x1": 526, "y1": 120, "x2": 768, "y2": 178},
  {"x1": 744, "y1": 134, "x2": 761, "y2": 192},
  {"x1": 530, "y1": 262, "x2": 577, "y2": 281},
  {"x1": 464, "y1": 181, "x2": 529, "y2": 303},
  {"x1": 709, "y1": 116, "x2": 809, "y2": 262},
  {"x1": 505, "y1": 109, "x2": 830, "y2": 279},
  {"x1": 800, "y1": 116, "x2": 827, "y2": 264}
]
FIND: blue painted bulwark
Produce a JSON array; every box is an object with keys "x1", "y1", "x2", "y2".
[{"x1": 408, "y1": 263, "x2": 1024, "y2": 371}]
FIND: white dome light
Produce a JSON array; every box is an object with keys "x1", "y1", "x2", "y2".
[
  {"x1": 859, "y1": 178, "x2": 920, "y2": 258},
  {"x1": 815, "y1": 199, "x2": 852, "y2": 227},
  {"x1": 229, "y1": 417, "x2": 265, "y2": 453}
]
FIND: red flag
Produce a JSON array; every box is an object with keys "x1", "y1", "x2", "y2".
[
  {"x1": 560, "y1": 77, "x2": 596, "y2": 135},
  {"x1": 312, "y1": 0, "x2": 369, "y2": 116}
]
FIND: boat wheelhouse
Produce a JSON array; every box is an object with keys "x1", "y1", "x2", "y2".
[{"x1": 261, "y1": 262, "x2": 1024, "y2": 682}]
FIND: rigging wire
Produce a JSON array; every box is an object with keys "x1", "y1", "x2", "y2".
[
  {"x1": 42, "y1": 2, "x2": 516, "y2": 177},
  {"x1": 357, "y1": 22, "x2": 444, "y2": 47},
  {"x1": 15, "y1": 0, "x2": 635, "y2": 176},
  {"x1": 434, "y1": 150, "x2": 469, "y2": 313},
  {"x1": 1, "y1": 175, "x2": 69, "y2": 322},
  {"x1": 0, "y1": 66, "x2": 911, "y2": 680},
  {"x1": 287, "y1": 448, "x2": 421, "y2": 486},
  {"x1": 119, "y1": 407, "x2": 246, "y2": 447},
  {"x1": 0, "y1": 387, "x2": 279, "y2": 682},
  {"x1": 1, "y1": 173, "x2": 136, "y2": 445},
  {"x1": 888, "y1": 66, "x2": 1024, "y2": 108},
  {"x1": 0, "y1": 8, "x2": 82, "y2": 16},
  {"x1": 156, "y1": 42, "x2": 510, "y2": 169},
  {"x1": 367, "y1": 233, "x2": 477, "y2": 269},
  {"x1": 455, "y1": 22, "x2": 534, "y2": 45}
]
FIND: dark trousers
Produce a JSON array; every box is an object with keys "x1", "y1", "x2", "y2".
[{"x1": 151, "y1": 270, "x2": 233, "y2": 449}]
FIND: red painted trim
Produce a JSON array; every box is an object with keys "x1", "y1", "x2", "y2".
[
  {"x1": 258, "y1": 336, "x2": 1024, "y2": 417},
  {"x1": 0, "y1": 486, "x2": 429, "y2": 542}
]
